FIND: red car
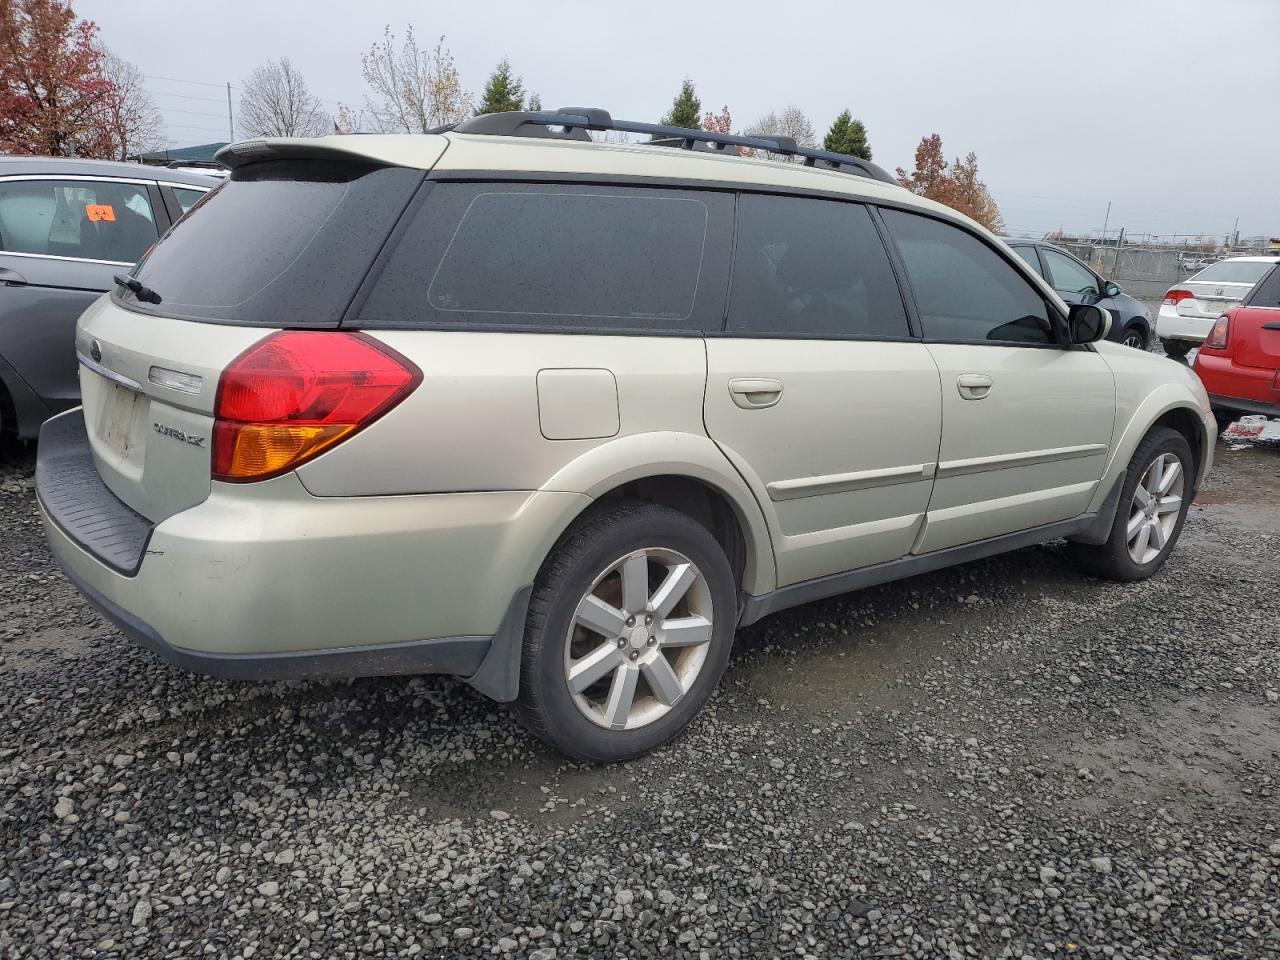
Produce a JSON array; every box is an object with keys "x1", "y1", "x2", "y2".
[{"x1": 1194, "y1": 263, "x2": 1280, "y2": 430}]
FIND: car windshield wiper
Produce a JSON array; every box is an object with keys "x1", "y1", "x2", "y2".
[{"x1": 113, "y1": 274, "x2": 162, "y2": 305}]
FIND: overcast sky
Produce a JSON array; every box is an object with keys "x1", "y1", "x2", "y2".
[{"x1": 81, "y1": 0, "x2": 1280, "y2": 241}]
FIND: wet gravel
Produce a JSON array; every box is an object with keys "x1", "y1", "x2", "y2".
[{"x1": 1, "y1": 437, "x2": 1278, "y2": 959}]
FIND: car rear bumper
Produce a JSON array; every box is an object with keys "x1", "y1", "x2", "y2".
[
  {"x1": 1195, "y1": 353, "x2": 1280, "y2": 412},
  {"x1": 36, "y1": 409, "x2": 587, "y2": 692},
  {"x1": 1156, "y1": 305, "x2": 1216, "y2": 343}
]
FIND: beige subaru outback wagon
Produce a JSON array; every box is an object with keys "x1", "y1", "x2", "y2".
[{"x1": 36, "y1": 108, "x2": 1214, "y2": 761}]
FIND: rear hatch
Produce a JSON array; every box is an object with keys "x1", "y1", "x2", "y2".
[
  {"x1": 1227, "y1": 306, "x2": 1280, "y2": 369},
  {"x1": 1179, "y1": 260, "x2": 1277, "y2": 318},
  {"x1": 78, "y1": 146, "x2": 432, "y2": 522}
]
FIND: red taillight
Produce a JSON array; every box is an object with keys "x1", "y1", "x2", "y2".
[
  {"x1": 1164, "y1": 289, "x2": 1194, "y2": 305},
  {"x1": 1204, "y1": 315, "x2": 1230, "y2": 351},
  {"x1": 212, "y1": 331, "x2": 421, "y2": 482}
]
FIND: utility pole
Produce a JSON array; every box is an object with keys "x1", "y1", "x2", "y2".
[
  {"x1": 1100, "y1": 201, "x2": 1111, "y2": 244},
  {"x1": 226, "y1": 82, "x2": 234, "y2": 141}
]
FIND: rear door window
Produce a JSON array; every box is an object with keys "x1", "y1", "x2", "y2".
[
  {"x1": 1243, "y1": 266, "x2": 1280, "y2": 308},
  {"x1": 122, "y1": 160, "x2": 424, "y2": 326},
  {"x1": 726, "y1": 193, "x2": 909, "y2": 338},
  {"x1": 357, "y1": 182, "x2": 732, "y2": 333},
  {"x1": 0, "y1": 178, "x2": 158, "y2": 264},
  {"x1": 1009, "y1": 245, "x2": 1045, "y2": 277},
  {"x1": 880, "y1": 208, "x2": 1056, "y2": 345}
]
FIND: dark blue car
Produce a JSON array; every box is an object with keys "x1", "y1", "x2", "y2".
[{"x1": 1002, "y1": 238, "x2": 1153, "y2": 350}]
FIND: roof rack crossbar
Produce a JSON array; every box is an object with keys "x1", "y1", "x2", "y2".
[{"x1": 451, "y1": 108, "x2": 899, "y2": 185}]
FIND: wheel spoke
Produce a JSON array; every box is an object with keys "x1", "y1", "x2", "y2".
[
  {"x1": 575, "y1": 595, "x2": 628, "y2": 638},
  {"x1": 1149, "y1": 519, "x2": 1169, "y2": 549},
  {"x1": 1130, "y1": 521, "x2": 1152, "y2": 557},
  {"x1": 661, "y1": 614, "x2": 712, "y2": 647},
  {"x1": 1142, "y1": 460, "x2": 1163, "y2": 496},
  {"x1": 1126, "y1": 509, "x2": 1146, "y2": 539},
  {"x1": 1156, "y1": 495, "x2": 1182, "y2": 515},
  {"x1": 621, "y1": 553, "x2": 649, "y2": 613},
  {"x1": 568, "y1": 642, "x2": 623, "y2": 694},
  {"x1": 1133, "y1": 484, "x2": 1151, "y2": 509},
  {"x1": 641, "y1": 655, "x2": 684, "y2": 707},
  {"x1": 1157, "y1": 458, "x2": 1182, "y2": 495},
  {"x1": 603, "y1": 664, "x2": 639, "y2": 729},
  {"x1": 649, "y1": 562, "x2": 696, "y2": 620}
]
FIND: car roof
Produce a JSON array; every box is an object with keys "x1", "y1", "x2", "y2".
[
  {"x1": 1214, "y1": 254, "x2": 1280, "y2": 262},
  {"x1": 217, "y1": 131, "x2": 964, "y2": 224},
  {"x1": 0, "y1": 155, "x2": 219, "y2": 187}
]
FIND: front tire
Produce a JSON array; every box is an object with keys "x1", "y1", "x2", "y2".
[
  {"x1": 514, "y1": 501, "x2": 737, "y2": 763},
  {"x1": 1068, "y1": 426, "x2": 1193, "y2": 582},
  {"x1": 1160, "y1": 338, "x2": 1192, "y2": 361},
  {"x1": 1119, "y1": 325, "x2": 1149, "y2": 350}
]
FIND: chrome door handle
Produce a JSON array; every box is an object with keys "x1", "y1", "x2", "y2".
[
  {"x1": 957, "y1": 374, "x2": 993, "y2": 400},
  {"x1": 728, "y1": 378, "x2": 784, "y2": 409}
]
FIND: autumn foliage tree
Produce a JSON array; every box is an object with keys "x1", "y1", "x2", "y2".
[
  {"x1": 360, "y1": 27, "x2": 470, "y2": 133},
  {"x1": 896, "y1": 133, "x2": 1004, "y2": 232},
  {"x1": 0, "y1": 0, "x2": 112, "y2": 156}
]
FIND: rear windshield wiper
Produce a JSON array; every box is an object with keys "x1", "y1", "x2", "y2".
[{"x1": 113, "y1": 274, "x2": 162, "y2": 305}]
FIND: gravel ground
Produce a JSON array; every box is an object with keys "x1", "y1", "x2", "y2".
[{"x1": 1, "y1": 436, "x2": 1278, "y2": 959}]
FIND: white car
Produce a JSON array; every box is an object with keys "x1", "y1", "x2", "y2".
[{"x1": 1157, "y1": 255, "x2": 1280, "y2": 359}]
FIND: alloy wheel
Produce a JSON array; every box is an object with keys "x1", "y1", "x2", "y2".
[
  {"x1": 1121, "y1": 330, "x2": 1145, "y2": 349},
  {"x1": 1126, "y1": 452, "x2": 1184, "y2": 564},
  {"x1": 563, "y1": 547, "x2": 713, "y2": 730}
]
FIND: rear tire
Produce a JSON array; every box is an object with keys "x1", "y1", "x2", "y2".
[
  {"x1": 1160, "y1": 338, "x2": 1191, "y2": 361},
  {"x1": 1068, "y1": 426, "x2": 1193, "y2": 582},
  {"x1": 513, "y1": 500, "x2": 737, "y2": 763}
]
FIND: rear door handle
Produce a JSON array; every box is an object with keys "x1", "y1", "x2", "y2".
[
  {"x1": 957, "y1": 373, "x2": 993, "y2": 400},
  {"x1": 728, "y1": 377, "x2": 784, "y2": 409},
  {"x1": 0, "y1": 267, "x2": 27, "y2": 286}
]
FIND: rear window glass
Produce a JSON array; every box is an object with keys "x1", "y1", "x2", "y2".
[
  {"x1": 1190, "y1": 260, "x2": 1275, "y2": 285},
  {"x1": 358, "y1": 182, "x2": 732, "y2": 333},
  {"x1": 1244, "y1": 265, "x2": 1280, "y2": 308},
  {"x1": 119, "y1": 160, "x2": 423, "y2": 326}
]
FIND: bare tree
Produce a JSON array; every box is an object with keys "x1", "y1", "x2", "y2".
[
  {"x1": 744, "y1": 105, "x2": 817, "y2": 162},
  {"x1": 238, "y1": 57, "x2": 328, "y2": 138},
  {"x1": 360, "y1": 27, "x2": 470, "y2": 133},
  {"x1": 94, "y1": 49, "x2": 163, "y2": 160}
]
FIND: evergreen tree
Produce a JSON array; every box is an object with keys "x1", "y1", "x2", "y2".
[
  {"x1": 660, "y1": 79, "x2": 701, "y2": 130},
  {"x1": 823, "y1": 109, "x2": 872, "y2": 160},
  {"x1": 475, "y1": 58, "x2": 525, "y2": 114}
]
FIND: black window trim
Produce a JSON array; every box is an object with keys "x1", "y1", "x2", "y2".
[{"x1": 1008, "y1": 242, "x2": 1048, "y2": 280}]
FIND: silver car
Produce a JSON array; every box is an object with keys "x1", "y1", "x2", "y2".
[{"x1": 35, "y1": 109, "x2": 1215, "y2": 761}]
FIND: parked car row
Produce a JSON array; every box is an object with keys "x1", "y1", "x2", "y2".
[
  {"x1": 28, "y1": 109, "x2": 1215, "y2": 760},
  {"x1": 1193, "y1": 262, "x2": 1280, "y2": 428},
  {"x1": 1156, "y1": 255, "x2": 1280, "y2": 359},
  {"x1": 0, "y1": 158, "x2": 218, "y2": 438}
]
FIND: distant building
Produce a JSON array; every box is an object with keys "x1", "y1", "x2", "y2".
[{"x1": 130, "y1": 142, "x2": 229, "y2": 166}]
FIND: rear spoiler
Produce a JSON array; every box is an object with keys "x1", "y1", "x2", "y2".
[{"x1": 215, "y1": 134, "x2": 448, "y2": 172}]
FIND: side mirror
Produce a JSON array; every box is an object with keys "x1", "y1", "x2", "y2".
[
  {"x1": 1068, "y1": 304, "x2": 1111, "y2": 344},
  {"x1": 1103, "y1": 280, "x2": 1122, "y2": 297}
]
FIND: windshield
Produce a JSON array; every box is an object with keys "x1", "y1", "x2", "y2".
[{"x1": 1189, "y1": 260, "x2": 1275, "y2": 285}]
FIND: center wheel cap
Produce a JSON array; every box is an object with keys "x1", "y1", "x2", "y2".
[{"x1": 628, "y1": 625, "x2": 650, "y2": 651}]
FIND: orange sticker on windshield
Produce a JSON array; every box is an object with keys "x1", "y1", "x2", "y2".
[{"x1": 85, "y1": 204, "x2": 115, "y2": 222}]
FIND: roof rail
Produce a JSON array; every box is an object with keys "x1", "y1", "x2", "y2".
[{"x1": 450, "y1": 108, "x2": 899, "y2": 186}]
